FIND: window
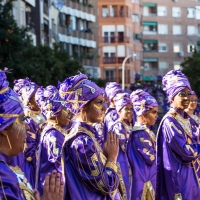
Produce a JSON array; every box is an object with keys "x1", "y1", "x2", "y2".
[
  {"x1": 173, "y1": 43, "x2": 182, "y2": 53},
  {"x1": 187, "y1": 8, "x2": 195, "y2": 18},
  {"x1": 158, "y1": 43, "x2": 167, "y2": 52},
  {"x1": 172, "y1": 25, "x2": 181, "y2": 35},
  {"x1": 102, "y1": 6, "x2": 108, "y2": 17},
  {"x1": 105, "y1": 70, "x2": 115, "y2": 81},
  {"x1": 157, "y1": 6, "x2": 167, "y2": 16},
  {"x1": 132, "y1": 14, "x2": 140, "y2": 23},
  {"x1": 172, "y1": 7, "x2": 181, "y2": 17},
  {"x1": 159, "y1": 62, "x2": 168, "y2": 71},
  {"x1": 187, "y1": 26, "x2": 196, "y2": 35},
  {"x1": 173, "y1": 62, "x2": 182, "y2": 70},
  {"x1": 158, "y1": 24, "x2": 168, "y2": 34},
  {"x1": 187, "y1": 44, "x2": 195, "y2": 53}
]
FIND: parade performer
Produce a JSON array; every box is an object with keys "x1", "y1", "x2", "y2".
[
  {"x1": 110, "y1": 93, "x2": 133, "y2": 200},
  {"x1": 60, "y1": 73, "x2": 123, "y2": 200},
  {"x1": 127, "y1": 89, "x2": 158, "y2": 200},
  {"x1": 35, "y1": 85, "x2": 72, "y2": 195},
  {"x1": 0, "y1": 70, "x2": 64, "y2": 200},
  {"x1": 156, "y1": 70, "x2": 200, "y2": 199},
  {"x1": 13, "y1": 78, "x2": 44, "y2": 187},
  {"x1": 104, "y1": 82, "x2": 123, "y2": 141},
  {"x1": 185, "y1": 90, "x2": 200, "y2": 126}
]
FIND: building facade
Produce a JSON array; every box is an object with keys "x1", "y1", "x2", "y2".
[
  {"x1": 98, "y1": 0, "x2": 143, "y2": 86},
  {"x1": 142, "y1": 0, "x2": 200, "y2": 77}
]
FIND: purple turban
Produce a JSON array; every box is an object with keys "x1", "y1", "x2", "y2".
[
  {"x1": 114, "y1": 93, "x2": 132, "y2": 112},
  {"x1": 59, "y1": 73, "x2": 103, "y2": 115},
  {"x1": 13, "y1": 78, "x2": 38, "y2": 106},
  {"x1": 162, "y1": 70, "x2": 191, "y2": 102},
  {"x1": 35, "y1": 85, "x2": 63, "y2": 119},
  {"x1": 0, "y1": 70, "x2": 23, "y2": 131},
  {"x1": 190, "y1": 91, "x2": 196, "y2": 95},
  {"x1": 131, "y1": 89, "x2": 158, "y2": 116},
  {"x1": 105, "y1": 82, "x2": 123, "y2": 101}
]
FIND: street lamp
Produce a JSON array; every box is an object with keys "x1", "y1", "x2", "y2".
[{"x1": 122, "y1": 53, "x2": 137, "y2": 90}]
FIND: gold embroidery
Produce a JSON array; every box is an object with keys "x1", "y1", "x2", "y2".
[
  {"x1": 174, "y1": 193, "x2": 182, "y2": 200},
  {"x1": 141, "y1": 181, "x2": 155, "y2": 200},
  {"x1": 140, "y1": 138, "x2": 152, "y2": 146},
  {"x1": 105, "y1": 161, "x2": 118, "y2": 173},
  {"x1": 0, "y1": 113, "x2": 20, "y2": 118},
  {"x1": 143, "y1": 148, "x2": 155, "y2": 161},
  {"x1": 49, "y1": 136, "x2": 59, "y2": 155},
  {"x1": 26, "y1": 157, "x2": 32, "y2": 162},
  {"x1": 91, "y1": 154, "x2": 100, "y2": 176},
  {"x1": 116, "y1": 162, "x2": 127, "y2": 200},
  {"x1": 169, "y1": 122, "x2": 182, "y2": 134},
  {"x1": 0, "y1": 87, "x2": 8, "y2": 94},
  {"x1": 27, "y1": 131, "x2": 36, "y2": 139}
]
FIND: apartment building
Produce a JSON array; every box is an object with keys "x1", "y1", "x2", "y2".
[
  {"x1": 12, "y1": 0, "x2": 37, "y2": 45},
  {"x1": 98, "y1": 0, "x2": 142, "y2": 86},
  {"x1": 142, "y1": 0, "x2": 200, "y2": 77}
]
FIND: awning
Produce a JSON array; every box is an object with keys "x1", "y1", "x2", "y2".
[
  {"x1": 143, "y1": 39, "x2": 157, "y2": 43},
  {"x1": 140, "y1": 74, "x2": 157, "y2": 81},
  {"x1": 142, "y1": 22, "x2": 157, "y2": 26},
  {"x1": 142, "y1": 3, "x2": 157, "y2": 7},
  {"x1": 197, "y1": 41, "x2": 200, "y2": 45},
  {"x1": 143, "y1": 58, "x2": 158, "y2": 62}
]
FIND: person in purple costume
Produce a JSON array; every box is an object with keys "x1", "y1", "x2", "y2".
[
  {"x1": 156, "y1": 70, "x2": 200, "y2": 200},
  {"x1": 109, "y1": 93, "x2": 133, "y2": 200},
  {"x1": 127, "y1": 89, "x2": 158, "y2": 200},
  {"x1": 0, "y1": 70, "x2": 64, "y2": 200},
  {"x1": 104, "y1": 82, "x2": 123, "y2": 142},
  {"x1": 13, "y1": 78, "x2": 45, "y2": 188},
  {"x1": 35, "y1": 85, "x2": 72, "y2": 195},
  {"x1": 60, "y1": 73, "x2": 126, "y2": 200}
]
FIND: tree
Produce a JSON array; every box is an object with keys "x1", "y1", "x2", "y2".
[
  {"x1": 0, "y1": 1, "x2": 83, "y2": 87},
  {"x1": 181, "y1": 51, "x2": 200, "y2": 96}
]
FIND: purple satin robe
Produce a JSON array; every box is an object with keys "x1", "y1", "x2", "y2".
[
  {"x1": 127, "y1": 123, "x2": 156, "y2": 200},
  {"x1": 0, "y1": 153, "x2": 34, "y2": 200},
  {"x1": 36, "y1": 123, "x2": 66, "y2": 195},
  {"x1": 62, "y1": 120, "x2": 121, "y2": 200},
  {"x1": 93, "y1": 122, "x2": 104, "y2": 148},
  {"x1": 110, "y1": 120, "x2": 132, "y2": 200},
  {"x1": 156, "y1": 108, "x2": 200, "y2": 200}
]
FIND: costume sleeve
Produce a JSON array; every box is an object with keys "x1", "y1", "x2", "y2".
[
  {"x1": 68, "y1": 133, "x2": 119, "y2": 195},
  {"x1": 132, "y1": 131, "x2": 156, "y2": 165},
  {"x1": 0, "y1": 164, "x2": 21, "y2": 200},
  {"x1": 43, "y1": 129, "x2": 64, "y2": 172},
  {"x1": 24, "y1": 118, "x2": 40, "y2": 164},
  {"x1": 162, "y1": 117, "x2": 200, "y2": 162},
  {"x1": 111, "y1": 123, "x2": 127, "y2": 152}
]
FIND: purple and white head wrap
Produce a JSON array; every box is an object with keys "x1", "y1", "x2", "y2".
[
  {"x1": 13, "y1": 78, "x2": 38, "y2": 107},
  {"x1": 105, "y1": 82, "x2": 123, "y2": 101},
  {"x1": 114, "y1": 93, "x2": 132, "y2": 112},
  {"x1": 35, "y1": 85, "x2": 63, "y2": 119},
  {"x1": 58, "y1": 73, "x2": 103, "y2": 115},
  {"x1": 0, "y1": 70, "x2": 23, "y2": 131},
  {"x1": 131, "y1": 89, "x2": 158, "y2": 116},
  {"x1": 162, "y1": 70, "x2": 191, "y2": 102}
]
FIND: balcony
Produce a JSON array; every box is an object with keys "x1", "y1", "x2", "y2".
[
  {"x1": 103, "y1": 57, "x2": 130, "y2": 64},
  {"x1": 102, "y1": 36, "x2": 130, "y2": 43}
]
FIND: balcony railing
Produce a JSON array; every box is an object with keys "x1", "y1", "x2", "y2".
[
  {"x1": 105, "y1": 77, "x2": 116, "y2": 82},
  {"x1": 103, "y1": 57, "x2": 130, "y2": 64},
  {"x1": 102, "y1": 36, "x2": 130, "y2": 43}
]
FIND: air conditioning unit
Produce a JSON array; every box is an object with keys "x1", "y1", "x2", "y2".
[{"x1": 179, "y1": 51, "x2": 184, "y2": 57}]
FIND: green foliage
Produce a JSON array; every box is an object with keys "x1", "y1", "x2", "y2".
[
  {"x1": 0, "y1": 1, "x2": 83, "y2": 87},
  {"x1": 90, "y1": 78, "x2": 107, "y2": 88},
  {"x1": 181, "y1": 51, "x2": 200, "y2": 97}
]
